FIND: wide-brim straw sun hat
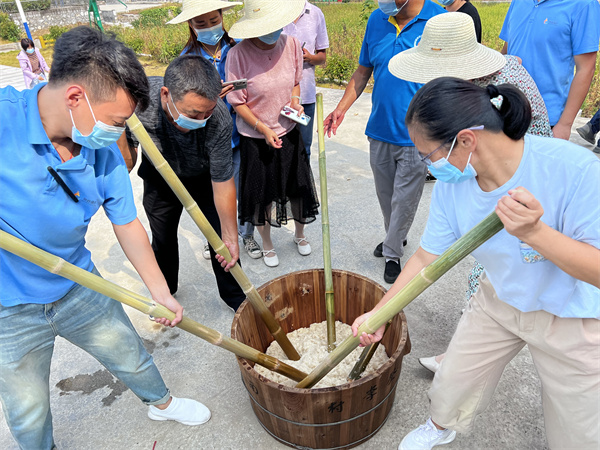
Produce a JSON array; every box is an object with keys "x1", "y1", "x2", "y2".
[
  {"x1": 168, "y1": 0, "x2": 242, "y2": 25},
  {"x1": 228, "y1": 0, "x2": 306, "y2": 39},
  {"x1": 388, "y1": 12, "x2": 507, "y2": 83}
]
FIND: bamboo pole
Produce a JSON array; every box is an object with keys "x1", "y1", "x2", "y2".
[
  {"x1": 297, "y1": 211, "x2": 504, "y2": 388},
  {"x1": 126, "y1": 114, "x2": 300, "y2": 361},
  {"x1": 316, "y1": 93, "x2": 336, "y2": 352},
  {"x1": 0, "y1": 230, "x2": 307, "y2": 382},
  {"x1": 347, "y1": 321, "x2": 390, "y2": 381}
]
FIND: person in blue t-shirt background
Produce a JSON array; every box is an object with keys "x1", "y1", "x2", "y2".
[
  {"x1": 352, "y1": 78, "x2": 600, "y2": 450},
  {"x1": 499, "y1": 0, "x2": 600, "y2": 141},
  {"x1": 169, "y1": 0, "x2": 263, "y2": 261},
  {"x1": 323, "y1": 0, "x2": 445, "y2": 285},
  {"x1": 0, "y1": 26, "x2": 212, "y2": 450}
]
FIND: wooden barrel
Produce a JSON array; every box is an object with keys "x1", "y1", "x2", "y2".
[{"x1": 231, "y1": 269, "x2": 411, "y2": 450}]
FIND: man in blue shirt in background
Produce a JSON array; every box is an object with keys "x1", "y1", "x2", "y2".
[
  {"x1": 0, "y1": 27, "x2": 210, "y2": 450},
  {"x1": 323, "y1": 0, "x2": 445, "y2": 284},
  {"x1": 500, "y1": 0, "x2": 600, "y2": 141}
]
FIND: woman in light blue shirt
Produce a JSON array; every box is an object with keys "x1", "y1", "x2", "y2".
[{"x1": 352, "y1": 78, "x2": 600, "y2": 450}]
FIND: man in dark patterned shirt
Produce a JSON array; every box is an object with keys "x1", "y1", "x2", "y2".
[{"x1": 125, "y1": 55, "x2": 245, "y2": 311}]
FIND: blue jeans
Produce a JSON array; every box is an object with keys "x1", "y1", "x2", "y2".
[
  {"x1": 233, "y1": 146, "x2": 255, "y2": 238},
  {"x1": 299, "y1": 102, "x2": 316, "y2": 157},
  {"x1": 0, "y1": 271, "x2": 170, "y2": 450},
  {"x1": 590, "y1": 108, "x2": 600, "y2": 135}
]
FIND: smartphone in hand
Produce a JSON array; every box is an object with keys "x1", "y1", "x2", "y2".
[
  {"x1": 222, "y1": 78, "x2": 247, "y2": 90},
  {"x1": 280, "y1": 106, "x2": 311, "y2": 126}
]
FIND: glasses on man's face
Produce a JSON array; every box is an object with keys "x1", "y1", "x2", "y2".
[{"x1": 419, "y1": 125, "x2": 485, "y2": 166}]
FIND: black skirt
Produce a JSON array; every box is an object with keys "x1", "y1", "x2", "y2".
[{"x1": 239, "y1": 127, "x2": 319, "y2": 227}]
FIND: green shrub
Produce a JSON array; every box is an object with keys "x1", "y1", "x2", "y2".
[
  {"x1": 322, "y1": 54, "x2": 356, "y2": 83},
  {"x1": 0, "y1": 0, "x2": 50, "y2": 13},
  {"x1": 361, "y1": 0, "x2": 377, "y2": 23},
  {"x1": 47, "y1": 25, "x2": 70, "y2": 41},
  {"x1": 132, "y1": 5, "x2": 181, "y2": 28},
  {"x1": 111, "y1": 23, "x2": 186, "y2": 64},
  {"x1": 0, "y1": 12, "x2": 20, "y2": 41}
]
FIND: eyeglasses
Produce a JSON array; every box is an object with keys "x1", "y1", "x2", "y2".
[{"x1": 419, "y1": 125, "x2": 484, "y2": 166}]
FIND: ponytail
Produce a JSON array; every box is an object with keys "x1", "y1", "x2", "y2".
[{"x1": 406, "y1": 77, "x2": 532, "y2": 142}]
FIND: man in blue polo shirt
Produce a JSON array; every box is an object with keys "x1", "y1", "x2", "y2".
[
  {"x1": 500, "y1": 0, "x2": 600, "y2": 140},
  {"x1": 0, "y1": 27, "x2": 210, "y2": 450},
  {"x1": 323, "y1": 0, "x2": 445, "y2": 284}
]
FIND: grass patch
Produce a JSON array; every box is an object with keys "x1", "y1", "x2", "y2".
[{"x1": 0, "y1": 45, "x2": 54, "y2": 67}]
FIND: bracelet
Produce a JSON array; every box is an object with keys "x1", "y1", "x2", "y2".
[
  {"x1": 253, "y1": 120, "x2": 260, "y2": 131},
  {"x1": 291, "y1": 96, "x2": 301, "y2": 103}
]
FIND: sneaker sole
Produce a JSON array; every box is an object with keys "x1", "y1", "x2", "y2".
[
  {"x1": 435, "y1": 430, "x2": 457, "y2": 447},
  {"x1": 384, "y1": 274, "x2": 399, "y2": 284},
  {"x1": 576, "y1": 128, "x2": 596, "y2": 145},
  {"x1": 247, "y1": 251, "x2": 263, "y2": 259},
  {"x1": 399, "y1": 429, "x2": 456, "y2": 450},
  {"x1": 147, "y1": 410, "x2": 211, "y2": 426}
]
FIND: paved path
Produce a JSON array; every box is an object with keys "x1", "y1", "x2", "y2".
[
  {"x1": 0, "y1": 65, "x2": 25, "y2": 90},
  {"x1": 0, "y1": 85, "x2": 597, "y2": 450}
]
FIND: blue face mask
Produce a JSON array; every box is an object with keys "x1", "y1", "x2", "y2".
[
  {"x1": 70, "y1": 93, "x2": 125, "y2": 150},
  {"x1": 167, "y1": 92, "x2": 210, "y2": 130},
  {"x1": 195, "y1": 23, "x2": 225, "y2": 46},
  {"x1": 378, "y1": 0, "x2": 409, "y2": 17},
  {"x1": 428, "y1": 136, "x2": 478, "y2": 183},
  {"x1": 26, "y1": 48, "x2": 35, "y2": 54},
  {"x1": 437, "y1": 0, "x2": 455, "y2": 5},
  {"x1": 258, "y1": 29, "x2": 283, "y2": 45}
]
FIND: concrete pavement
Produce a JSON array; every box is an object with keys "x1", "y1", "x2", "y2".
[
  {"x1": 0, "y1": 65, "x2": 26, "y2": 90},
  {"x1": 1, "y1": 86, "x2": 597, "y2": 450}
]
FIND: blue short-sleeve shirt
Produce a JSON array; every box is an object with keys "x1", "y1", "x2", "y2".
[
  {"x1": 359, "y1": 2, "x2": 445, "y2": 146},
  {"x1": 0, "y1": 84, "x2": 138, "y2": 307},
  {"x1": 420, "y1": 135, "x2": 600, "y2": 319},
  {"x1": 499, "y1": 0, "x2": 600, "y2": 126}
]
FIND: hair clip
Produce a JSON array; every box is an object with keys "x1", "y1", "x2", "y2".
[{"x1": 490, "y1": 95, "x2": 504, "y2": 111}]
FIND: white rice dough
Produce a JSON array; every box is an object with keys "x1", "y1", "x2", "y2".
[{"x1": 254, "y1": 321, "x2": 389, "y2": 388}]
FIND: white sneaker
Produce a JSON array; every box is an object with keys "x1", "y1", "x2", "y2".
[
  {"x1": 263, "y1": 249, "x2": 279, "y2": 267},
  {"x1": 202, "y1": 242, "x2": 211, "y2": 260},
  {"x1": 293, "y1": 236, "x2": 311, "y2": 256},
  {"x1": 148, "y1": 396, "x2": 211, "y2": 426},
  {"x1": 399, "y1": 418, "x2": 456, "y2": 450},
  {"x1": 419, "y1": 356, "x2": 441, "y2": 373}
]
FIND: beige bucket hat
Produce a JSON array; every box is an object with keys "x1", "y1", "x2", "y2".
[
  {"x1": 388, "y1": 12, "x2": 506, "y2": 83},
  {"x1": 168, "y1": 0, "x2": 242, "y2": 25},
  {"x1": 228, "y1": 0, "x2": 306, "y2": 39}
]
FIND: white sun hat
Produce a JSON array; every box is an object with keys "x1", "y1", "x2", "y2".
[
  {"x1": 228, "y1": 0, "x2": 306, "y2": 39},
  {"x1": 168, "y1": 0, "x2": 242, "y2": 25},
  {"x1": 388, "y1": 12, "x2": 507, "y2": 83}
]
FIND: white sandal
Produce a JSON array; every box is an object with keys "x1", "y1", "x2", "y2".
[
  {"x1": 293, "y1": 236, "x2": 311, "y2": 256},
  {"x1": 262, "y1": 249, "x2": 279, "y2": 267}
]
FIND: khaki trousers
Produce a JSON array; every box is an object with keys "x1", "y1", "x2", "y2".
[{"x1": 428, "y1": 275, "x2": 600, "y2": 449}]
